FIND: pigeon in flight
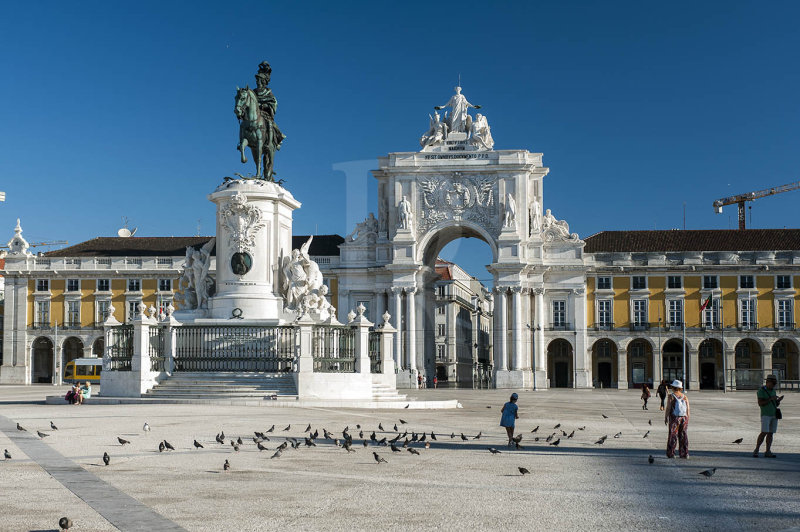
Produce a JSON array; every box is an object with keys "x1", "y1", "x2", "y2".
[
  {"x1": 304, "y1": 438, "x2": 316, "y2": 447},
  {"x1": 732, "y1": 438, "x2": 743, "y2": 444},
  {"x1": 407, "y1": 448, "x2": 420, "y2": 455},
  {"x1": 51, "y1": 422, "x2": 58, "y2": 430},
  {"x1": 143, "y1": 422, "x2": 151, "y2": 433},
  {"x1": 4, "y1": 449, "x2": 11, "y2": 460},
  {"x1": 193, "y1": 440, "x2": 204, "y2": 449},
  {"x1": 102, "y1": 452, "x2": 110, "y2": 466},
  {"x1": 518, "y1": 467, "x2": 530, "y2": 476},
  {"x1": 373, "y1": 452, "x2": 387, "y2": 464},
  {"x1": 648, "y1": 455, "x2": 654, "y2": 464},
  {"x1": 37, "y1": 431, "x2": 50, "y2": 438},
  {"x1": 223, "y1": 460, "x2": 230, "y2": 471},
  {"x1": 699, "y1": 468, "x2": 717, "y2": 478},
  {"x1": 164, "y1": 440, "x2": 175, "y2": 451},
  {"x1": 488, "y1": 447, "x2": 501, "y2": 454}
]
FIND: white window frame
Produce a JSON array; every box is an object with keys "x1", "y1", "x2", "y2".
[
  {"x1": 96, "y1": 278, "x2": 111, "y2": 292},
  {"x1": 776, "y1": 299, "x2": 793, "y2": 329},
  {"x1": 126, "y1": 299, "x2": 142, "y2": 323},
  {"x1": 703, "y1": 275, "x2": 719, "y2": 290},
  {"x1": 127, "y1": 278, "x2": 141, "y2": 293},
  {"x1": 703, "y1": 298, "x2": 720, "y2": 329},
  {"x1": 667, "y1": 275, "x2": 682, "y2": 290},
  {"x1": 66, "y1": 300, "x2": 81, "y2": 327},
  {"x1": 667, "y1": 299, "x2": 683, "y2": 327},
  {"x1": 35, "y1": 300, "x2": 50, "y2": 325},
  {"x1": 437, "y1": 324, "x2": 446, "y2": 336},
  {"x1": 596, "y1": 276, "x2": 612, "y2": 290},
  {"x1": 158, "y1": 278, "x2": 172, "y2": 292},
  {"x1": 631, "y1": 276, "x2": 647, "y2": 290},
  {"x1": 66, "y1": 278, "x2": 80, "y2": 292},
  {"x1": 597, "y1": 299, "x2": 612, "y2": 328},
  {"x1": 96, "y1": 299, "x2": 111, "y2": 324},
  {"x1": 776, "y1": 275, "x2": 792, "y2": 290},
  {"x1": 632, "y1": 299, "x2": 648, "y2": 327},
  {"x1": 739, "y1": 275, "x2": 755, "y2": 289},
  {"x1": 739, "y1": 297, "x2": 756, "y2": 329},
  {"x1": 36, "y1": 279, "x2": 50, "y2": 292},
  {"x1": 552, "y1": 300, "x2": 566, "y2": 328},
  {"x1": 436, "y1": 344, "x2": 446, "y2": 360}
]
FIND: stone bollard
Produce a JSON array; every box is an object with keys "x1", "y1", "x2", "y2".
[
  {"x1": 379, "y1": 311, "x2": 396, "y2": 376},
  {"x1": 349, "y1": 304, "x2": 374, "y2": 375}
]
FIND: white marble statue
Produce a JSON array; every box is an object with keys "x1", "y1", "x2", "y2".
[
  {"x1": 346, "y1": 212, "x2": 379, "y2": 242},
  {"x1": 503, "y1": 193, "x2": 516, "y2": 228},
  {"x1": 175, "y1": 237, "x2": 216, "y2": 310},
  {"x1": 420, "y1": 111, "x2": 449, "y2": 148},
  {"x1": 541, "y1": 208, "x2": 580, "y2": 242},
  {"x1": 398, "y1": 195, "x2": 413, "y2": 230},
  {"x1": 435, "y1": 86, "x2": 480, "y2": 133},
  {"x1": 529, "y1": 197, "x2": 541, "y2": 234},
  {"x1": 280, "y1": 236, "x2": 335, "y2": 319},
  {"x1": 469, "y1": 113, "x2": 494, "y2": 150}
]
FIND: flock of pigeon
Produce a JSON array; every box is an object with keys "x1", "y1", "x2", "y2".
[{"x1": 6, "y1": 412, "x2": 721, "y2": 479}]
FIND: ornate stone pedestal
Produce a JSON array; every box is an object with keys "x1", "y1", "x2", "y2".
[
  {"x1": 207, "y1": 179, "x2": 300, "y2": 323},
  {"x1": 494, "y1": 369, "x2": 535, "y2": 390}
]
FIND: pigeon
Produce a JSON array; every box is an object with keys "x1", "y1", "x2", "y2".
[
  {"x1": 595, "y1": 438, "x2": 606, "y2": 445},
  {"x1": 258, "y1": 442, "x2": 269, "y2": 451},
  {"x1": 59, "y1": 516, "x2": 72, "y2": 531},
  {"x1": 266, "y1": 425, "x2": 274, "y2": 433},
  {"x1": 270, "y1": 450, "x2": 282, "y2": 459},
  {"x1": 102, "y1": 452, "x2": 110, "y2": 466},
  {"x1": 420, "y1": 433, "x2": 427, "y2": 442},
  {"x1": 399, "y1": 419, "x2": 407, "y2": 424},
  {"x1": 4, "y1": 449, "x2": 11, "y2": 460},
  {"x1": 216, "y1": 433, "x2": 224, "y2": 444},
  {"x1": 430, "y1": 432, "x2": 437, "y2": 440},
  {"x1": 578, "y1": 426, "x2": 586, "y2": 431},
  {"x1": 17, "y1": 423, "x2": 26, "y2": 432},
  {"x1": 389, "y1": 434, "x2": 400, "y2": 444},
  {"x1": 602, "y1": 414, "x2": 608, "y2": 419},
  {"x1": 193, "y1": 440, "x2": 204, "y2": 449},
  {"x1": 732, "y1": 438, "x2": 743, "y2": 444},
  {"x1": 518, "y1": 467, "x2": 530, "y2": 476},
  {"x1": 304, "y1": 438, "x2": 316, "y2": 447},
  {"x1": 531, "y1": 426, "x2": 540, "y2": 433},
  {"x1": 220, "y1": 431, "x2": 225, "y2": 440},
  {"x1": 356, "y1": 424, "x2": 361, "y2": 429},
  {"x1": 411, "y1": 432, "x2": 418, "y2": 442},
  {"x1": 37, "y1": 430, "x2": 50, "y2": 438},
  {"x1": 277, "y1": 441, "x2": 288, "y2": 451},
  {"x1": 118, "y1": 437, "x2": 130, "y2": 445},
  {"x1": 393, "y1": 424, "x2": 398, "y2": 432},
  {"x1": 648, "y1": 455, "x2": 654, "y2": 464},
  {"x1": 158, "y1": 441, "x2": 165, "y2": 453},
  {"x1": 223, "y1": 460, "x2": 230, "y2": 471},
  {"x1": 450, "y1": 433, "x2": 455, "y2": 439},
  {"x1": 567, "y1": 431, "x2": 575, "y2": 439},
  {"x1": 460, "y1": 433, "x2": 468, "y2": 441},
  {"x1": 487, "y1": 406, "x2": 492, "y2": 408},
  {"x1": 373, "y1": 452, "x2": 387, "y2": 464},
  {"x1": 363, "y1": 440, "x2": 368, "y2": 448},
  {"x1": 404, "y1": 404, "x2": 409, "y2": 409},
  {"x1": 164, "y1": 440, "x2": 175, "y2": 451},
  {"x1": 614, "y1": 432, "x2": 622, "y2": 439},
  {"x1": 473, "y1": 432, "x2": 481, "y2": 440},
  {"x1": 377, "y1": 437, "x2": 387, "y2": 446},
  {"x1": 598, "y1": 435, "x2": 608, "y2": 442},
  {"x1": 546, "y1": 434, "x2": 554, "y2": 443},
  {"x1": 648, "y1": 419, "x2": 652, "y2": 426},
  {"x1": 311, "y1": 430, "x2": 318, "y2": 439},
  {"x1": 233, "y1": 444, "x2": 240, "y2": 452},
  {"x1": 550, "y1": 438, "x2": 561, "y2": 446},
  {"x1": 343, "y1": 442, "x2": 355, "y2": 453},
  {"x1": 305, "y1": 424, "x2": 312, "y2": 432},
  {"x1": 359, "y1": 430, "x2": 364, "y2": 439},
  {"x1": 561, "y1": 430, "x2": 568, "y2": 437},
  {"x1": 489, "y1": 447, "x2": 502, "y2": 454},
  {"x1": 407, "y1": 448, "x2": 420, "y2": 455},
  {"x1": 334, "y1": 439, "x2": 341, "y2": 447},
  {"x1": 324, "y1": 429, "x2": 334, "y2": 440},
  {"x1": 643, "y1": 431, "x2": 650, "y2": 439},
  {"x1": 343, "y1": 426, "x2": 349, "y2": 433},
  {"x1": 51, "y1": 422, "x2": 58, "y2": 430},
  {"x1": 370, "y1": 431, "x2": 377, "y2": 442},
  {"x1": 554, "y1": 423, "x2": 561, "y2": 429},
  {"x1": 402, "y1": 439, "x2": 409, "y2": 448},
  {"x1": 230, "y1": 440, "x2": 236, "y2": 448},
  {"x1": 512, "y1": 434, "x2": 523, "y2": 444},
  {"x1": 379, "y1": 423, "x2": 384, "y2": 431},
  {"x1": 143, "y1": 422, "x2": 151, "y2": 433},
  {"x1": 283, "y1": 425, "x2": 291, "y2": 431},
  {"x1": 391, "y1": 444, "x2": 402, "y2": 453},
  {"x1": 237, "y1": 437, "x2": 243, "y2": 445},
  {"x1": 699, "y1": 468, "x2": 717, "y2": 478}
]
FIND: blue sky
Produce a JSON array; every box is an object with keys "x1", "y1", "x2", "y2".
[{"x1": 1, "y1": 1, "x2": 799, "y2": 283}]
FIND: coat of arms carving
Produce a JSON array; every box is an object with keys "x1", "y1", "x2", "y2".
[
  {"x1": 220, "y1": 192, "x2": 265, "y2": 253},
  {"x1": 417, "y1": 173, "x2": 498, "y2": 236}
]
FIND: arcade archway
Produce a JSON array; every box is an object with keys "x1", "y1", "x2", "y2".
[
  {"x1": 31, "y1": 337, "x2": 53, "y2": 384},
  {"x1": 548, "y1": 339, "x2": 573, "y2": 388}
]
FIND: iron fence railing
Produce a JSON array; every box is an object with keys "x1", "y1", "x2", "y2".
[
  {"x1": 107, "y1": 325, "x2": 134, "y2": 371},
  {"x1": 368, "y1": 331, "x2": 381, "y2": 373},
  {"x1": 174, "y1": 325, "x2": 296, "y2": 372},
  {"x1": 726, "y1": 368, "x2": 784, "y2": 390},
  {"x1": 149, "y1": 326, "x2": 166, "y2": 372},
  {"x1": 312, "y1": 326, "x2": 356, "y2": 373}
]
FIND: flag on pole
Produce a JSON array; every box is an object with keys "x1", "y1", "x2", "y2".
[{"x1": 699, "y1": 294, "x2": 713, "y2": 312}]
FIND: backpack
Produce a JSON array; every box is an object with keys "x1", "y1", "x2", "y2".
[{"x1": 672, "y1": 393, "x2": 687, "y2": 417}]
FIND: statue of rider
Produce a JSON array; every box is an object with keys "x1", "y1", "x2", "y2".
[{"x1": 254, "y1": 61, "x2": 285, "y2": 177}]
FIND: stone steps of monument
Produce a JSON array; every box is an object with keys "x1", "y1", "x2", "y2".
[
  {"x1": 371, "y1": 383, "x2": 408, "y2": 402},
  {"x1": 145, "y1": 372, "x2": 297, "y2": 398}
]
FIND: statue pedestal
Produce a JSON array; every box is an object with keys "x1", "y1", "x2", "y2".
[{"x1": 207, "y1": 179, "x2": 300, "y2": 323}]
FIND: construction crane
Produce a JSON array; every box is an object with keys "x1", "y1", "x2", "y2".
[{"x1": 713, "y1": 181, "x2": 800, "y2": 230}]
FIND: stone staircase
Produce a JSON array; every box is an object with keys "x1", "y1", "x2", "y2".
[
  {"x1": 371, "y1": 381, "x2": 409, "y2": 403},
  {"x1": 144, "y1": 372, "x2": 297, "y2": 400}
]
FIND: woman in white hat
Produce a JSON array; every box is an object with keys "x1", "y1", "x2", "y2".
[{"x1": 664, "y1": 379, "x2": 690, "y2": 458}]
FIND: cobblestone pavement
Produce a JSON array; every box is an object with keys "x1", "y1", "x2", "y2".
[{"x1": 1, "y1": 386, "x2": 798, "y2": 531}]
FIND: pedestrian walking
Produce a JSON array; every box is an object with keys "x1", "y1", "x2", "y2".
[
  {"x1": 500, "y1": 393, "x2": 519, "y2": 447},
  {"x1": 753, "y1": 374, "x2": 784, "y2": 458},
  {"x1": 664, "y1": 380, "x2": 689, "y2": 458},
  {"x1": 641, "y1": 383, "x2": 651, "y2": 410},
  {"x1": 417, "y1": 373, "x2": 423, "y2": 389},
  {"x1": 656, "y1": 380, "x2": 668, "y2": 411},
  {"x1": 433, "y1": 376, "x2": 438, "y2": 389}
]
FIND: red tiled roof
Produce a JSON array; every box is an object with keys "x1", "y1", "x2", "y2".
[{"x1": 584, "y1": 229, "x2": 800, "y2": 253}]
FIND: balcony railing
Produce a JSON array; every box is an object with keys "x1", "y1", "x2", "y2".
[
  {"x1": 31, "y1": 322, "x2": 52, "y2": 330},
  {"x1": 737, "y1": 322, "x2": 759, "y2": 331},
  {"x1": 700, "y1": 322, "x2": 722, "y2": 330},
  {"x1": 594, "y1": 323, "x2": 614, "y2": 331},
  {"x1": 665, "y1": 321, "x2": 684, "y2": 331},
  {"x1": 776, "y1": 322, "x2": 796, "y2": 331},
  {"x1": 548, "y1": 322, "x2": 572, "y2": 331},
  {"x1": 630, "y1": 322, "x2": 650, "y2": 331}
]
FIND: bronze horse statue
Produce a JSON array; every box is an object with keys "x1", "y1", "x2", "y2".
[{"x1": 235, "y1": 86, "x2": 278, "y2": 180}]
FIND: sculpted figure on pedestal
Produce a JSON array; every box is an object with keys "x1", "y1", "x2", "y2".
[
  {"x1": 529, "y1": 197, "x2": 542, "y2": 235},
  {"x1": 420, "y1": 111, "x2": 449, "y2": 148},
  {"x1": 541, "y1": 209, "x2": 581, "y2": 242},
  {"x1": 175, "y1": 238, "x2": 216, "y2": 310},
  {"x1": 346, "y1": 213, "x2": 379, "y2": 242},
  {"x1": 503, "y1": 193, "x2": 517, "y2": 229},
  {"x1": 398, "y1": 195, "x2": 413, "y2": 230},
  {"x1": 280, "y1": 236, "x2": 335, "y2": 319},
  {"x1": 234, "y1": 61, "x2": 284, "y2": 180},
  {"x1": 469, "y1": 113, "x2": 494, "y2": 150},
  {"x1": 435, "y1": 86, "x2": 481, "y2": 133}
]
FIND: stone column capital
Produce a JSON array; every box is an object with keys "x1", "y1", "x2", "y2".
[{"x1": 533, "y1": 287, "x2": 545, "y2": 296}]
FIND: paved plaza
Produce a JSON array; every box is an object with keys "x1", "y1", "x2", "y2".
[{"x1": 1, "y1": 386, "x2": 798, "y2": 531}]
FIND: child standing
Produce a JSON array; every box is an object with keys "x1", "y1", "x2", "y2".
[
  {"x1": 641, "y1": 383, "x2": 651, "y2": 410},
  {"x1": 500, "y1": 393, "x2": 519, "y2": 447}
]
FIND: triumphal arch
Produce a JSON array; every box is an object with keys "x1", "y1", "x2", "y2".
[{"x1": 337, "y1": 87, "x2": 589, "y2": 389}]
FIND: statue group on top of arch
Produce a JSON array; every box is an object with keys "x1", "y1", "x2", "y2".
[
  {"x1": 539, "y1": 208, "x2": 581, "y2": 242},
  {"x1": 420, "y1": 87, "x2": 494, "y2": 150},
  {"x1": 280, "y1": 236, "x2": 336, "y2": 321},
  {"x1": 346, "y1": 212, "x2": 379, "y2": 242}
]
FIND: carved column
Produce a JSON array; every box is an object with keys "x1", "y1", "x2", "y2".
[
  {"x1": 534, "y1": 288, "x2": 545, "y2": 372},
  {"x1": 375, "y1": 289, "x2": 386, "y2": 326},
  {"x1": 511, "y1": 287, "x2": 523, "y2": 370},
  {"x1": 391, "y1": 287, "x2": 402, "y2": 368},
  {"x1": 407, "y1": 287, "x2": 418, "y2": 373},
  {"x1": 497, "y1": 288, "x2": 508, "y2": 371}
]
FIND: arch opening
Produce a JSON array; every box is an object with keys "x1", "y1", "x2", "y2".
[
  {"x1": 31, "y1": 337, "x2": 54, "y2": 384},
  {"x1": 547, "y1": 339, "x2": 573, "y2": 388},
  {"x1": 591, "y1": 338, "x2": 617, "y2": 388},
  {"x1": 627, "y1": 338, "x2": 653, "y2": 389}
]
